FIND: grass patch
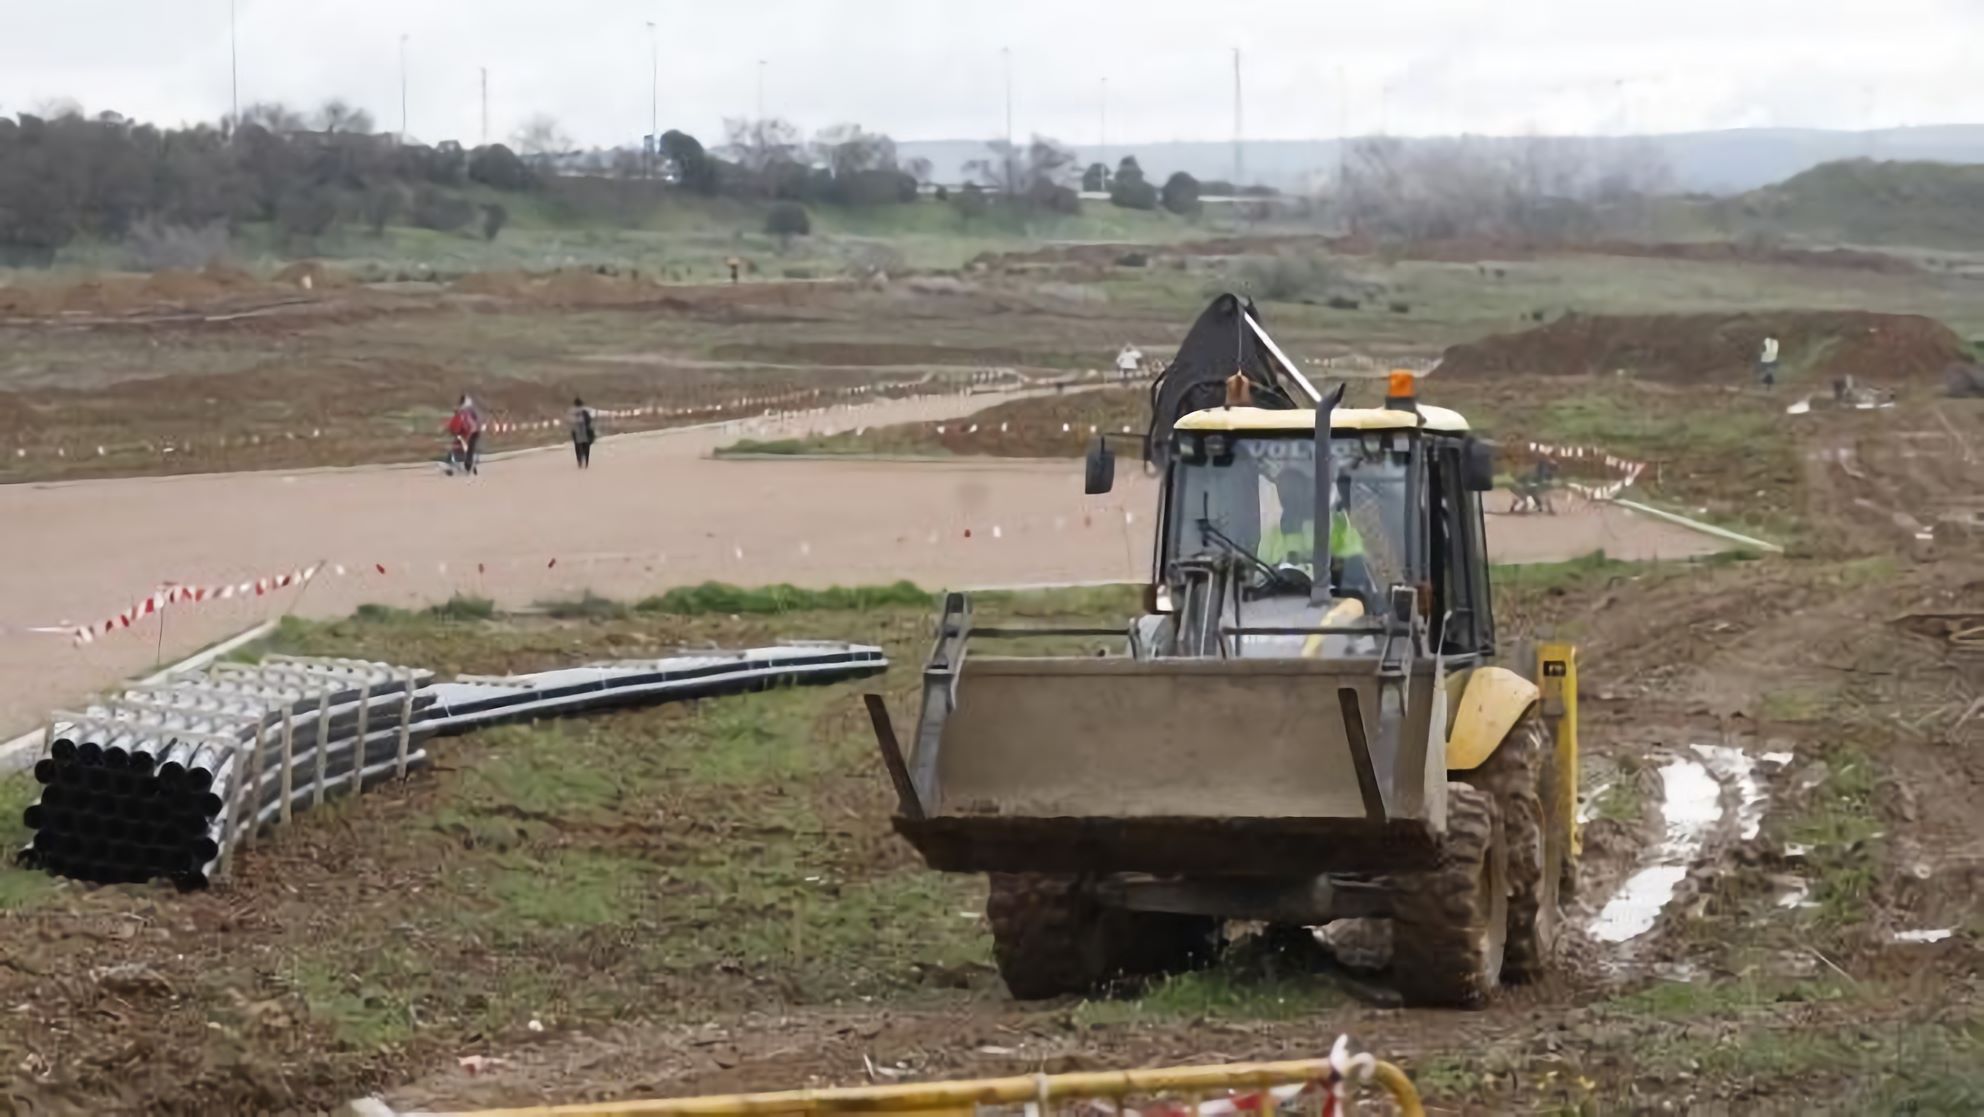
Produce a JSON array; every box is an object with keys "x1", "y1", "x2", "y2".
[
  {"x1": 426, "y1": 594, "x2": 496, "y2": 621},
  {"x1": 0, "y1": 776, "x2": 56, "y2": 910},
  {"x1": 1760, "y1": 686, "x2": 1834, "y2": 722},
  {"x1": 1588, "y1": 777, "x2": 1643, "y2": 825},
  {"x1": 1491, "y1": 550, "x2": 1637, "y2": 592},
  {"x1": 1780, "y1": 743, "x2": 1884, "y2": 929},
  {"x1": 459, "y1": 849, "x2": 658, "y2": 932},
  {"x1": 676, "y1": 684, "x2": 840, "y2": 785},
  {"x1": 286, "y1": 954, "x2": 421, "y2": 1050},
  {"x1": 449, "y1": 722, "x2": 629, "y2": 824},
  {"x1": 352, "y1": 602, "x2": 411, "y2": 622},
  {"x1": 637, "y1": 580, "x2": 930, "y2": 616},
  {"x1": 1831, "y1": 554, "x2": 1900, "y2": 587},
  {"x1": 1605, "y1": 974, "x2": 1847, "y2": 1020},
  {"x1": 535, "y1": 590, "x2": 631, "y2": 620},
  {"x1": 1073, "y1": 967, "x2": 1347, "y2": 1027}
]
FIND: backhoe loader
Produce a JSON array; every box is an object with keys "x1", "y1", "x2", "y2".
[{"x1": 865, "y1": 295, "x2": 1579, "y2": 1007}]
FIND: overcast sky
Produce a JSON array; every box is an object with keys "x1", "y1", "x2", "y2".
[{"x1": 3, "y1": 1, "x2": 1980, "y2": 150}]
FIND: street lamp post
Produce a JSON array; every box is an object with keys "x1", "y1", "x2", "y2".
[
  {"x1": 1099, "y1": 76, "x2": 1107, "y2": 173},
  {"x1": 1001, "y1": 47, "x2": 1014, "y2": 196},
  {"x1": 646, "y1": 21, "x2": 658, "y2": 176},
  {"x1": 398, "y1": 34, "x2": 409, "y2": 142},
  {"x1": 229, "y1": 0, "x2": 239, "y2": 131}
]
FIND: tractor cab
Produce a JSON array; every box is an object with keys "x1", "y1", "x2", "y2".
[{"x1": 1089, "y1": 373, "x2": 1500, "y2": 663}]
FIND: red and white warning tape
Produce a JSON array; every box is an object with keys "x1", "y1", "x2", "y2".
[
  {"x1": 44, "y1": 563, "x2": 322, "y2": 645},
  {"x1": 24, "y1": 502, "x2": 1148, "y2": 647},
  {"x1": 1524, "y1": 440, "x2": 1647, "y2": 502}
]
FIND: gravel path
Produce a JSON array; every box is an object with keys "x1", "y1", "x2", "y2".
[{"x1": 0, "y1": 392, "x2": 1719, "y2": 735}]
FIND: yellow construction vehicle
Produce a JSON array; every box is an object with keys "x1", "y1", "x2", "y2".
[{"x1": 866, "y1": 295, "x2": 1579, "y2": 1007}]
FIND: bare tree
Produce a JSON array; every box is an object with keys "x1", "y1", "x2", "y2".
[
  {"x1": 512, "y1": 114, "x2": 574, "y2": 159},
  {"x1": 965, "y1": 135, "x2": 1079, "y2": 209},
  {"x1": 239, "y1": 102, "x2": 308, "y2": 133},
  {"x1": 722, "y1": 117, "x2": 802, "y2": 174},
  {"x1": 811, "y1": 123, "x2": 897, "y2": 178},
  {"x1": 1338, "y1": 135, "x2": 1670, "y2": 246},
  {"x1": 313, "y1": 99, "x2": 375, "y2": 134}
]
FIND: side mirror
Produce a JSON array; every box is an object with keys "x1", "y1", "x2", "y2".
[
  {"x1": 1463, "y1": 436, "x2": 1496, "y2": 492},
  {"x1": 1084, "y1": 437, "x2": 1116, "y2": 495}
]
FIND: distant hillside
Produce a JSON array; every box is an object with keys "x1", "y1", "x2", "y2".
[
  {"x1": 1744, "y1": 159, "x2": 1984, "y2": 248},
  {"x1": 902, "y1": 126, "x2": 1984, "y2": 197}
]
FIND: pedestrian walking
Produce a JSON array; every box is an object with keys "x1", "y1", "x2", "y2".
[
  {"x1": 1114, "y1": 343, "x2": 1145, "y2": 383},
  {"x1": 444, "y1": 395, "x2": 483, "y2": 476},
  {"x1": 1756, "y1": 336, "x2": 1780, "y2": 388},
  {"x1": 569, "y1": 396, "x2": 597, "y2": 469},
  {"x1": 446, "y1": 395, "x2": 484, "y2": 475}
]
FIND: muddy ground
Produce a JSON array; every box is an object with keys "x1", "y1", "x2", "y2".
[
  {"x1": 0, "y1": 389, "x2": 1977, "y2": 1113},
  {"x1": 2, "y1": 246, "x2": 1982, "y2": 1114}
]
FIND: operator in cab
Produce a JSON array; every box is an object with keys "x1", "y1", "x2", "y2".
[{"x1": 1257, "y1": 468, "x2": 1372, "y2": 604}]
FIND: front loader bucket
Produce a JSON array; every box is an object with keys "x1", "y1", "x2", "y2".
[{"x1": 884, "y1": 656, "x2": 1446, "y2": 877}]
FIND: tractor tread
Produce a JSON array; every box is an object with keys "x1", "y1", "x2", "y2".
[
  {"x1": 1390, "y1": 783, "x2": 1505, "y2": 1007},
  {"x1": 1461, "y1": 713, "x2": 1561, "y2": 982},
  {"x1": 986, "y1": 873, "x2": 1219, "y2": 1000}
]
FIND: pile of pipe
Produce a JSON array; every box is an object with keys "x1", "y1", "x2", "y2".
[
  {"x1": 16, "y1": 643, "x2": 886, "y2": 889},
  {"x1": 20, "y1": 657, "x2": 433, "y2": 889}
]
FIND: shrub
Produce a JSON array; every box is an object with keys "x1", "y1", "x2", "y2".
[
  {"x1": 535, "y1": 591, "x2": 629, "y2": 620},
  {"x1": 636, "y1": 581, "x2": 929, "y2": 616},
  {"x1": 426, "y1": 595, "x2": 496, "y2": 620},
  {"x1": 1220, "y1": 253, "x2": 1343, "y2": 302},
  {"x1": 410, "y1": 187, "x2": 476, "y2": 233},
  {"x1": 765, "y1": 201, "x2": 811, "y2": 247}
]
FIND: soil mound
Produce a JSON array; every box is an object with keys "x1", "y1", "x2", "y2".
[
  {"x1": 1438, "y1": 311, "x2": 1964, "y2": 385},
  {"x1": 452, "y1": 269, "x2": 531, "y2": 297},
  {"x1": 272, "y1": 260, "x2": 348, "y2": 289},
  {"x1": 141, "y1": 268, "x2": 225, "y2": 303}
]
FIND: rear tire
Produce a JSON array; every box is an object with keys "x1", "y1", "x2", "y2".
[
  {"x1": 985, "y1": 873, "x2": 1221, "y2": 1000},
  {"x1": 1460, "y1": 712, "x2": 1561, "y2": 982},
  {"x1": 1390, "y1": 783, "x2": 1507, "y2": 1007}
]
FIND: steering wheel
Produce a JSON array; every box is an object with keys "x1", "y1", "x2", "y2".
[{"x1": 1269, "y1": 563, "x2": 1317, "y2": 599}]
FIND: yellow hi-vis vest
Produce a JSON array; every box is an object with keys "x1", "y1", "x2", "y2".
[{"x1": 1258, "y1": 512, "x2": 1363, "y2": 569}]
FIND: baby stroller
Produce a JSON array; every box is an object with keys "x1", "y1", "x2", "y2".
[{"x1": 439, "y1": 433, "x2": 471, "y2": 477}]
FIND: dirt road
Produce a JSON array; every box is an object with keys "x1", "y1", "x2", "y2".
[{"x1": 0, "y1": 392, "x2": 1720, "y2": 736}]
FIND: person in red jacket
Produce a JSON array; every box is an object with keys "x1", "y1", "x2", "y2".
[{"x1": 445, "y1": 396, "x2": 483, "y2": 475}]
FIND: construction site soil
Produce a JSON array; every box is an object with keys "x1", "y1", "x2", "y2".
[
  {"x1": 2, "y1": 262, "x2": 1981, "y2": 1113},
  {"x1": 1438, "y1": 310, "x2": 1966, "y2": 386},
  {"x1": 969, "y1": 233, "x2": 1920, "y2": 275},
  {"x1": 0, "y1": 383, "x2": 1976, "y2": 1112}
]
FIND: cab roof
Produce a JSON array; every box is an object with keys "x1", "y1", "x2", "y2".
[{"x1": 1173, "y1": 404, "x2": 1469, "y2": 434}]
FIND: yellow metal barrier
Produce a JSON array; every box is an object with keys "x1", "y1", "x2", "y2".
[{"x1": 399, "y1": 1048, "x2": 1423, "y2": 1117}]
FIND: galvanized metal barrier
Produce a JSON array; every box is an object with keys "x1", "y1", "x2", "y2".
[{"x1": 368, "y1": 1047, "x2": 1421, "y2": 1117}]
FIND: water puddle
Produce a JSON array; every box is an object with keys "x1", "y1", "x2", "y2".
[
  {"x1": 1893, "y1": 928, "x2": 1955, "y2": 944},
  {"x1": 1774, "y1": 876, "x2": 1812, "y2": 910},
  {"x1": 1692, "y1": 744, "x2": 1767, "y2": 840},
  {"x1": 1588, "y1": 756, "x2": 1722, "y2": 943}
]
